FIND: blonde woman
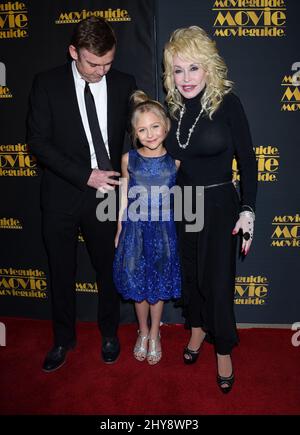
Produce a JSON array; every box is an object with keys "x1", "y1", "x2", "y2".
[{"x1": 163, "y1": 26, "x2": 257, "y2": 393}]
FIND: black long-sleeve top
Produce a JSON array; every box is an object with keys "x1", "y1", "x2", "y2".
[{"x1": 166, "y1": 91, "x2": 257, "y2": 210}]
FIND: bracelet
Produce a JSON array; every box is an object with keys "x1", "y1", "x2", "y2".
[
  {"x1": 239, "y1": 210, "x2": 255, "y2": 222},
  {"x1": 241, "y1": 204, "x2": 255, "y2": 214}
]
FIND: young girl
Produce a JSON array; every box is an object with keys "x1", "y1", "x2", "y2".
[{"x1": 113, "y1": 91, "x2": 181, "y2": 365}]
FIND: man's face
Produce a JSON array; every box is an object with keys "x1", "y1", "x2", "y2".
[{"x1": 69, "y1": 45, "x2": 116, "y2": 83}]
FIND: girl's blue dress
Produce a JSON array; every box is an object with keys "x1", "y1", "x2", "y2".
[{"x1": 113, "y1": 149, "x2": 181, "y2": 304}]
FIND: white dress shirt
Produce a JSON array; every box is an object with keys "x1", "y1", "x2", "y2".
[{"x1": 71, "y1": 60, "x2": 110, "y2": 169}]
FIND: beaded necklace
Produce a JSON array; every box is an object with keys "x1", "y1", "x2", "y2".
[{"x1": 176, "y1": 105, "x2": 204, "y2": 149}]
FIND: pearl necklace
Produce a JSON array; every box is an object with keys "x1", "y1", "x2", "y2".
[{"x1": 176, "y1": 105, "x2": 204, "y2": 149}]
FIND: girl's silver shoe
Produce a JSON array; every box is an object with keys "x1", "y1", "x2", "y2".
[
  {"x1": 133, "y1": 330, "x2": 149, "y2": 361},
  {"x1": 147, "y1": 333, "x2": 162, "y2": 365}
]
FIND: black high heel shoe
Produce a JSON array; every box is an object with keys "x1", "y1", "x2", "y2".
[
  {"x1": 217, "y1": 372, "x2": 235, "y2": 394},
  {"x1": 183, "y1": 346, "x2": 200, "y2": 365}
]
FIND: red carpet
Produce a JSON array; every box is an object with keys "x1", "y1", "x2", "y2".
[{"x1": 0, "y1": 317, "x2": 299, "y2": 415}]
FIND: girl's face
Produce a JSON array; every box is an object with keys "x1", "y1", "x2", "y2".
[
  {"x1": 135, "y1": 111, "x2": 167, "y2": 150},
  {"x1": 172, "y1": 55, "x2": 207, "y2": 99}
]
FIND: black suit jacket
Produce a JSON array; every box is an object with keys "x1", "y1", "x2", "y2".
[{"x1": 27, "y1": 63, "x2": 136, "y2": 214}]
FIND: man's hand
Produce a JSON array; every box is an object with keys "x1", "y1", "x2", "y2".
[{"x1": 87, "y1": 169, "x2": 121, "y2": 192}]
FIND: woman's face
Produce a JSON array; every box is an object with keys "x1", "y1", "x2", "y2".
[{"x1": 172, "y1": 55, "x2": 207, "y2": 99}]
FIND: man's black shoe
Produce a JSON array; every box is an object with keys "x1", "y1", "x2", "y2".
[
  {"x1": 42, "y1": 343, "x2": 75, "y2": 373},
  {"x1": 101, "y1": 337, "x2": 120, "y2": 364}
]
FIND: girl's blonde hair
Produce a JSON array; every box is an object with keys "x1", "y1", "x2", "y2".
[
  {"x1": 163, "y1": 26, "x2": 233, "y2": 119},
  {"x1": 130, "y1": 90, "x2": 170, "y2": 146}
]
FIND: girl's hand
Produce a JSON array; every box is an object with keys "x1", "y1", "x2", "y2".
[{"x1": 114, "y1": 223, "x2": 122, "y2": 248}]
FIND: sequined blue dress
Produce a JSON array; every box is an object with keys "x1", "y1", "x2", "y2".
[{"x1": 113, "y1": 149, "x2": 181, "y2": 304}]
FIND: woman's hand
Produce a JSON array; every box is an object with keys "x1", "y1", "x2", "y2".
[{"x1": 232, "y1": 211, "x2": 255, "y2": 255}]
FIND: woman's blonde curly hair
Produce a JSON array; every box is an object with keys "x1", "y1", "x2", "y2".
[{"x1": 163, "y1": 26, "x2": 233, "y2": 119}]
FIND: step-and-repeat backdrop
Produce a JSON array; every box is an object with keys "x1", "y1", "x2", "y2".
[{"x1": 0, "y1": 0, "x2": 299, "y2": 324}]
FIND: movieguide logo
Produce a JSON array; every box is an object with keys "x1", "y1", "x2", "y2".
[
  {"x1": 281, "y1": 63, "x2": 300, "y2": 111},
  {"x1": 0, "y1": 268, "x2": 47, "y2": 299},
  {"x1": 235, "y1": 275, "x2": 269, "y2": 305},
  {"x1": 233, "y1": 145, "x2": 280, "y2": 183},
  {"x1": 55, "y1": 8, "x2": 131, "y2": 24},
  {"x1": 212, "y1": 0, "x2": 287, "y2": 37},
  {"x1": 271, "y1": 214, "x2": 300, "y2": 247},
  {"x1": 76, "y1": 281, "x2": 98, "y2": 293},
  {"x1": 0, "y1": 217, "x2": 22, "y2": 229},
  {"x1": 0, "y1": 1, "x2": 28, "y2": 39},
  {"x1": 0, "y1": 62, "x2": 13, "y2": 98},
  {"x1": 0, "y1": 143, "x2": 37, "y2": 176}
]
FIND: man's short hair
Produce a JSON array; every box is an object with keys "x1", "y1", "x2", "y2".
[{"x1": 71, "y1": 16, "x2": 116, "y2": 56}]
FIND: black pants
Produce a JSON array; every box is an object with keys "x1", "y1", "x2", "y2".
[
  {"x1": 180, "y1": 183, "x2": 240, "y2": 355},
  {"x1": 42, "y1": 189, "x2": 119, "y2": 347}
]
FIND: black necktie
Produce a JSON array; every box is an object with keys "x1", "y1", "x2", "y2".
[{"x1": 84, "y1": 81, "x2": 112, "y2": 170}]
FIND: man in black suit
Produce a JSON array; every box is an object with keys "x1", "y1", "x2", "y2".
[{"x1": 27, "y1": 17, "x2": 136, "y2": 372}]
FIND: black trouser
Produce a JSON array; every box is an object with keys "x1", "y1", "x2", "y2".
[
  {"x1": 42, "y1": 189, "x2": 119, "y2": 347},
  {"x1": 180, "y1": 183, "x2": 240, "y2": 355}
]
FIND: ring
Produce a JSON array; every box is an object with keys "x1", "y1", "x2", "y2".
[{"x1": 243, "y1": 232, "x2": 250, "y2": 241}]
